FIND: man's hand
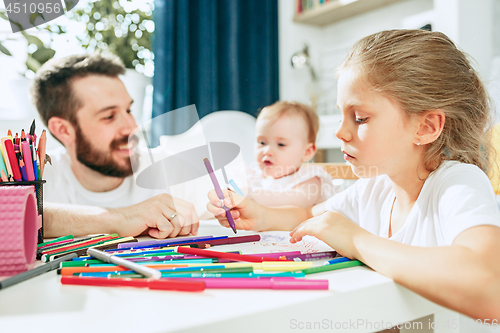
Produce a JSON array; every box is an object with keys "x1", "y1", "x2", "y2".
[{"x1": 113, "y1": 193, "x2": 200, "y2": 238}]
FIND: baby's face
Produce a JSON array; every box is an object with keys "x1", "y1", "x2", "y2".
[{"x1": 255, "y1": 114, "x2": 311, "y2": 179}]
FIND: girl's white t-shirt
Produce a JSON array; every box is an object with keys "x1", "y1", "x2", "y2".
[
  {"x1": 325, "y1": 161, "x2": 500, "y2": 246},
  {"x1": 326, "y1": 161, "x2": 500, "y2": 333}
]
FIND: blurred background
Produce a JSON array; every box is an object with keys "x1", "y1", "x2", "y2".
[{"x1": 1, "y1": 0, "x2": 499, "y2": 162}]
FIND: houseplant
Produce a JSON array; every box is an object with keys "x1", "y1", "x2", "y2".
[{"x1": 66, "y1": 0, "x2": 154, "y2": 75}]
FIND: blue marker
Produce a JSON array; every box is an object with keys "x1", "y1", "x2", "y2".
[
  {"x1": 324, "y1": 257, "x2": 351, "y2": 265},
  {"x1": 229, "y1": 179, "x2": 244, "y2": 196}
]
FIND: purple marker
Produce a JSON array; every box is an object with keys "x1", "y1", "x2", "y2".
[
  {"x1": 283, "y1": 251, "x2": 338, "y2": 262},
  {"x1": 204, "y1": 158, "x2": 237, "y2": 234},
  {"x1": 117, "y1": 235, "x2": 218, "y2": 249}
]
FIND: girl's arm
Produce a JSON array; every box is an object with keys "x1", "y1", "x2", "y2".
[
  {"x1": 290, "y1": 212, "x2": 500, "y2": 320},
  {"x1": 249, "y1": 177, "x2": 322, "y2": 208},
  {"x1": 355, "y1": 225, "x2": 500, "y2": 320}
]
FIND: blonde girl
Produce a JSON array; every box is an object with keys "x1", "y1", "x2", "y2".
[{"x1": 207, "y1": 29, "x2": 500, "y2": 320}]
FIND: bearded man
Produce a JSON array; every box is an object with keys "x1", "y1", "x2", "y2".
[{"x1": 32, "y1": 53, "x2": 199, "y2": 239}]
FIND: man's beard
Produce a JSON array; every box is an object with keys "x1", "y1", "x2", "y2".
[{"x1": 74, "y1": 124, "x2": 139, "y2": 178}]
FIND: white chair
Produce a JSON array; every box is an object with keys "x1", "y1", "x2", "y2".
[{"x1": 160, "y1": 110, "x2": 256, "y2": 165}]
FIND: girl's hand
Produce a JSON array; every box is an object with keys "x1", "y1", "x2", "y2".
[
  {"x1": 206, "y1": 189, "x2": 266, "y2": 231},
  {"x1": 289, "y1": 211, "x2": 369, "y2": 259}
]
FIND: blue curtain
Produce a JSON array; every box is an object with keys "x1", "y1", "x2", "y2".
[{"x1": 151, "y1": 0, "x2": 279, "y2": 146}]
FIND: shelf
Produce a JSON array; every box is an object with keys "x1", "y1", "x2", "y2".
[{"x1": 294, "y1": 0, "x2": 406, "y2": 26}]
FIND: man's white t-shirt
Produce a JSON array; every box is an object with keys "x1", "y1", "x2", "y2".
[
  {"x1": 325, "y1": 160, "x2": 500, "y2": 246},
  {"x1": 43, "y1": 147, "x2": 165, "y2": 208}
]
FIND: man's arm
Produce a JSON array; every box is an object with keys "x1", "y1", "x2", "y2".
[{"x1": 44, "y1": 194, "x2": 200, "y2": 239}]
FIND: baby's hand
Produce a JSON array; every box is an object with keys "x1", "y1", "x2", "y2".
[{"x1": 289, "y1": 211, "x2": 368, "y2": 259}]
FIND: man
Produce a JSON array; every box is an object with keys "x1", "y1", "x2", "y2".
[{"x1": 31, "y1": 53, "x2": 199, "y2": 238}]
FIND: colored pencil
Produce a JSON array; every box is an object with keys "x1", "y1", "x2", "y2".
[{"x1": 38, "y1": 130, "x2": 46, "y2": 178}]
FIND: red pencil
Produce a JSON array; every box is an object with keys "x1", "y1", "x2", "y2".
[
  {"x1": 61, "y1": 276, "x2": 206, "y2": 292},
  {"x1": 174, "y1": 246, "x2": 290, "y2": 263}
]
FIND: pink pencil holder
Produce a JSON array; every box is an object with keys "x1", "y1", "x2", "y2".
[{"x1": 0, "y1": 185, "x2": 40, "y2": 276}]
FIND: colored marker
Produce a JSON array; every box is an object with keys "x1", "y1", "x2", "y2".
[
  {"x1": 188, "y1": 234, "x2": 261, "y2": 249},
  {"x1": 117, "y1": 235, "x2": 225, "y2": 250},
  {"x1": 203, "y1": 158, "x2": 237, "y2": 233},
  {"x1": 280, "y1": 251, "x2": 338, "y2": 262},
  {"x1": 37, "y1": 235, "x2": 74, "y2": 248},
  {"x1": 169, "y1": 277, "x2": 329, "y2": 290},
  {"x1": 79, "y1": 266, "x2": 253, "y2": 278},
  {"x1": 46, "y1": 237, "x2": 137, "y2": 262},
  {"x1": 0, "y1": 139, "x2": 13, "y2": 180},
  {"x1": 32, "y1": 145, "x2": 37, "y2": 180},
  {"x1": 324, "y1": 257, "x2": 351, "y2": 265},
  {"x1": 0, "y1": 253, "x2": 77, "y2": 290},
  {"x1": 60, "y1": 276, "x2": 206, "y2": 292},
  {"x1": 301, "y1": 260, "x2": 365, "y2": 275},
  {"x1": 21, "y1": 141, "x2": 34, "y2": 181},
  {"x1": 0, "y1": 144, "x2": 7, "y2": 178},
  {"x1": 175, "y1": 246, "x2": 289, "y2": 263},
  {"x1": 3, "y1": 138, "x2": 22, "y2": 181},
  {"x1": 88, "y1": 248, "x2": 162, "y2": 280},
  {"x1": 228, "y1": 179, "x2": 244, "y2": 196}
]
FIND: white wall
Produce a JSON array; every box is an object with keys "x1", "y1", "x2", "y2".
[
  {"x1": 279, "y1": 0, "x2": 500, "y2": 160},
  {"x1": 279, "y1": 0, "x2": 499, "y2": 112}
]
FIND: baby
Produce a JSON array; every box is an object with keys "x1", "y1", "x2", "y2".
[{"x1": 245, "y1": 101, "x2": 337, "y2": 207}]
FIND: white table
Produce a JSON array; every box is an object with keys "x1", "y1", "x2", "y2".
[{"x1": 0, "y1": 220, "x2": 457, "y2": 333}]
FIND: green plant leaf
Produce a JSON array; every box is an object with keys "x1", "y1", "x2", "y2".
[
  {"x1": 0, "y1": 41, "x2": 12, "y2": 56},
  {"x1": 29, "y1": 12, "x2": 46, "y2": 25},
  {"x1": 32, "y1": 47, "x2": 56, "y2": 65},
  {"x1": 21, "y1": 32, "x2": 44, "y2": 47},
  {"x1": 26, "y1": 55, "x2": 42, "y2": 73}
]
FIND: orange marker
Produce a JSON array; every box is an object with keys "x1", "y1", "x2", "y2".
[{"x1": 7, "y1": 129, "x2": 12, "y2": 138}]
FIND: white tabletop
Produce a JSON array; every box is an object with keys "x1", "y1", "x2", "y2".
[{"x1": 0, "y1": 220, "x2": 454, "y2": 333}]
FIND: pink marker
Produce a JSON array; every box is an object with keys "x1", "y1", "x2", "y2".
[
  {"x1": 169, "y1": 277, "x2": 329, "y2": 290},
  {"x1": 21, "y1": 141, "x2": 35, "y2": 181}
]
